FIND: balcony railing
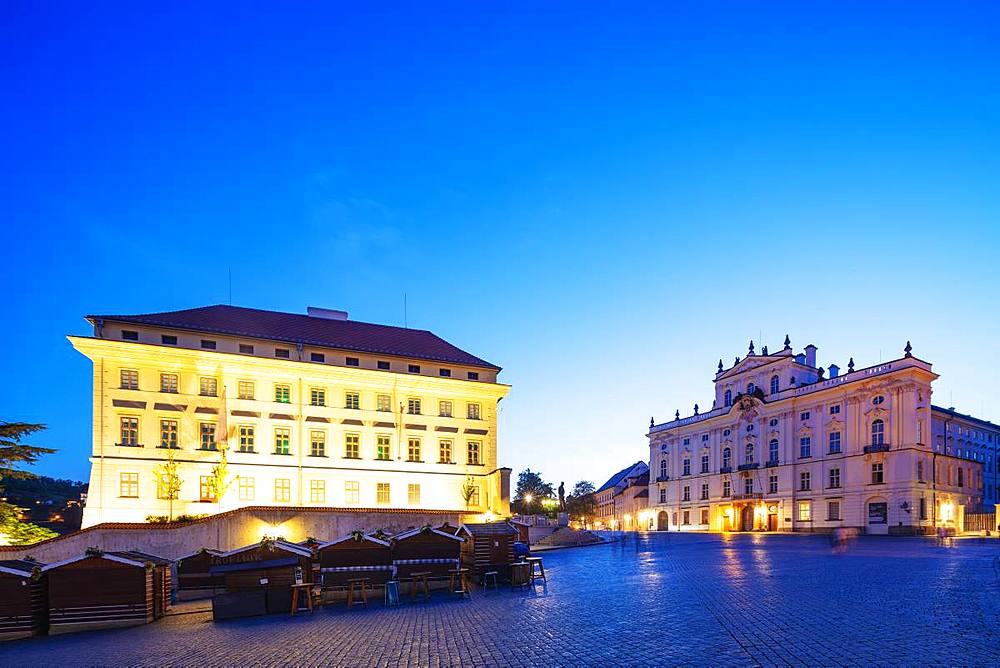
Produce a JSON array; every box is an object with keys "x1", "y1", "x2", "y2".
[
  {"x1": 738, "y1": 463, "x2": 759, "y2": 471},
  {"x1": 719, "y1": 466, "x2": 732, "y2": 474},
  {"x1": 864, "y1": 443, "x2": 890, "y2": 454},
  {"x1": 656, "y1": 475, "x2": 670, "y2": 482},
  {"x1": 732, "y1": 493, "x2": 763, "y2": 501},
  {"x1": 765, "y1": 459, "x2": 779, "y2": 468}
]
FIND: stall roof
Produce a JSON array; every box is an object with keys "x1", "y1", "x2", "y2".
[
  {"x1": 209, "y1": 557, "x2": 300, "y2": 574},
  {"x1": 217, "y1": 540, "x2": 313, "y2": 559},
  {"x1": 317, "y1": 534, "x2": 391, "y2": 549},
  {"x1": 456, "y1": 522, "x2": 520, "y2": 538},
  {"x1": 392, "y1": 527, "x2": 465, "y2": 542},
  {"x1": 0, "y1": 558, "x2": 44, "y2": 577}
]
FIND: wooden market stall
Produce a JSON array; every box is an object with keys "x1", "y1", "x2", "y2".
[
  {"x1": 174, "y1": 548, "x2": 224, "y2": 599},
  {"x1": 43, "y1": 550, "x2": 172, "y2": 635},
  {"x1": 0, "y1": 559, "x2": 47, "y2": 641},
  {"x1": 316, "y1": 533, "x2": 394, "y2": 588},
  {"x1": 456, "y1": 522, "x2": 520, "y2": 579},
  {"x1": 390, "y1": 526, "x2": 464, "y2": 581},
  {"x1": 209, "y1": 539, "x2": 313, "y2": 619}
]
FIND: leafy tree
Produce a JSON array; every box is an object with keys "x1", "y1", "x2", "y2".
[
  {"x1": 210, "y1": 443, "x2": 235, "y2": 507},
  {"x1": 566, "y1": 480, "x2": 596, "y2": 522},
  {"x1": 512, "y1": 469, "x2": 555, "y2": 514},
  {"x1": 0, "y1": 422, "x2": 58, "y2": 545},
  {"x1": 152, "y1": 448, "x2": 182, "y2": 522}
]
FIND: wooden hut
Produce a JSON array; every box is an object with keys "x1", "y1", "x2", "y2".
[
  {"x1": 456, "y1": 522, "x2": 520, "y2": 579},
  {"x1": 174, "y1": 548, "x2": 224, "y2": 599},
  {"x1": 0, "y1": 559, "x2": 47, "y2": 641},
  {"x1": 317, "y1": 533, "x2": 394, "y2": 588},
  {"x1": 390, "y1": 526, "x2": 464, "y2": 581},
  {"x1": 209, "y1": 539, "x2": 313, "y2": 619},
  {"x1": 43, "y1": 550, "x2": 172, "y2": 635}
]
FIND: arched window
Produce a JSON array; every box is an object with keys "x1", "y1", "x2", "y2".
[
  {"x1": 745, "y1": 443, "x2": 754, "y2": 464},
  {"x1": 747, "y1": 383, "x2": 756, "y2": 395},
  {"x1": 768, "y1": 439, "x2": 779, "y2": 463},
  {"x1": 872, "y1": 395, "x2": 885, "y2": 406},
  {"x1": 872, "y1": 419, "x2": 885, "y2": 445},
  {"x1": 770, "y1": 375, "x2": 780, "y2": 394},
  {"x1": 722, "y1": 447, "x2": 732, "y2": 468},
  {"x1": 659, "y1": 458, "x2": 668, "y2": 480},
  {"x1": 724, "y1": 389, "x2": 732, "y2": 407}
]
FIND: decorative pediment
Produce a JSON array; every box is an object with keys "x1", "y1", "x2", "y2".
[
  {"x1": 797, "y1": 424, "x2": 812, "y2": 437},
  {"x1": 826, "y1": 417, "x2": 844, "y2": 431},
  {"x1": 717, "y1": 355, "x2": 785, "y2": 381},
  {"x1": 768, "y1": 429, "x2": 780, "y2": 439}
]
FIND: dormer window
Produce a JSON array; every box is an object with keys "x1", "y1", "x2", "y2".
[
  {"x1": 770, "y1": 375, "x2": 780, "y2": 394},
  {"x1": 724, "y1": 390, "x2": 733, "y2": 407}
]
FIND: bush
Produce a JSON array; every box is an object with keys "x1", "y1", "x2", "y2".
[{"x1": 145, "y1": 514, "x2": 208, "y2": 524}]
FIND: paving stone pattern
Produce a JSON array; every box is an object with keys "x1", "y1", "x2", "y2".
[{"x1": 3, "y1": 533, "x2": 1000, "y2": 666}]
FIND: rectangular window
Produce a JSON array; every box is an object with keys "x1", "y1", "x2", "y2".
[
  {"x1": 274, "y1": 428, "x2": 290, "y2": 455},
  {"x1": 238, "y1": 476, "x2": 255, "y2": 501},
  {"x1": 162, "y1": 334, "x2": 177, "y2": 345},
  {"x1": 408, "y1": 483, "x2": 421, "y2": 505},
  {"x1": 345, "y1": 392, "x2": 360, "y2": 410},
  {"x1": 468, "y1": 371, "x2": 479, "y2": 380},
  {"x1": 121, "y1": 330, "x2": 139, "y2": 341},
  {"x1": 682, "y1": 485, "x2": 690, "y2": 501},
  {"x1": 722, "y1": 479, "x2": 731, "y2": 497},
  {"x1": 377, "y1": 482, "x2": 390, "y2": 505},
  {"x1": 239, "y1": 343, "x2": 254, "y2": 355},
  {"x1": 408, "y1": 364, "x2": 420, "y2": 374},
  {"x1": 200, "y1": 422, "x2": 217, "y2": 450},
  {"x1": 345, "y1": 481, "x2": 360, "y2": 505},
  {"x1": 201, "y1": 339, "x2": 216, "y2": 350},
  {"x1": 438, "y1": 439, "x2": 452, "y2": 463},
  {"x1": 700, "y1": 454, "x2": 710, "y2": 473},
  {"x1": 829, "y1": 405, "x2": 840, "y2": 415},
  {"x1": 407, "y1": 438, "x2": 421, "y2": 462},
  {"x1": 310, "y1": 388, "x2": 326, "y2": 407},
  {"x1": 377, "y1": 360, "x2": 390, "y2": 370},
  {"x1": 768, "y1": 440, "x2": 779, "y2": 463},
  {"x1": 700, "y1": 508, "x2": 709, "y2": 525},
  {"x1": 346, "y1": 356, "x2": 359, "y2": 366},
  {"x1": 871, "y1": 463, "x2": 884, "y2": 484},
  {"x1": 744, "y1": 477, "x2": 754, "y2": 495},
  {"x1": 310, "y1": 431, "x2": 326, "y2": 457},
  {"x1": 159, "y1": 419, "x2": 178, "y2": 449},
  {"x1": 160, "y1": 373, "x2": 178, "y2": 393},
  {"x1": 682, "y1": 510, "x2": 690, "y2": 525},
  {"x1": 120, "y1": 416, "x2": 139, "y2": 446},
  {"x1": 659, "y1": 488, "x2": 667, "y2": 503},
  {"x1": 274, "y1": 479, "x2": 291, "y2": 503},
  {"x1": 957, "y1": 467, "x2": 964, "y2": 487},
  {"x1": 800, "y1": 411, "x2": 810, "y2": 421},
  {"x1": 682, "y1": 458, "x2": 691, "y2": 476},
  {"x1": 798, "y1": 501, "x2": 811, "y2": 522},
  {"x1": 310, "y1": 480, "x2": 326, "y2": 504},
  {"x1": 311, "y1": 352, "x2": 326, "y2": 363},
  {"x1": 467, "y1": 441, "x2": 481, "y2": 465},
  {"x1": 919, "y1": 495, "x2": 927, "y2": 519},
  {"x1": 345, "y1": 433, "x2": 360, "y2": 458},
  {"x1": 274, "y1": 384, "x2": 290, "y2": 403},
  {"x1": 799, "y1": 437, "x2": 811, "y2": 458},
  {"x1": 828, "y1": 468, "x2": 841, "y2": 489},
  {"x1": 377, "y1": 394, "x2": 392, "y2": 412},
  {"x1": 467, "y1": 403, "x2": 481, "y2": 420},
  {"x1": 120, "y1": 369, "x2": 139, "y2": 390},
  {"x1": 200, "y1": 376, "x2": 218, "y2": 397},
  {"x1": 768, "y1": 473, "x2": 778, "y2": 494},
  {"x1": 700, "y1": 483, "x2": 709, "y2": 500},
  {"x1": 407, "y1": 398, "x2": 421, "y2": 415},
  {"x1": 800, "y1": 471, "x2": 811, "y2": 491},
  {"x1": 238, "y1": 380, "x2": 255, "y2": 400},
  {"x1": 120, "y1": 472, "x2": 139, "y2": 498},
  {"x1": 439, "y1": 368, "x2": 451, "y2": 377},
  {"x1": 827, "y1": 500, "x2": 841, "y2": 521},
  {"x1": 469, "y1": 485, "x2": 481, "y2": 506},
  {"x1": 377, "y1": 435, "x2": 391, "y2": 461},
  {"x1": 828, "y1": 431, "x2": 841, "y2": 454},
  {"x1": 439, "y1": 401, "x2": 453, "y2": 417},
  {"x1": 275, "y1": 348, "x2": 290, "y2": 359},
  {"x1": 238, "y1": 425, "x2": 255, "y2": 453},
  {"x1": 199, "y1": 476, "x2": 216, "y2": 502},
  {"x1": 917, "y1": 460, "x2": 925, "y2": 482}
]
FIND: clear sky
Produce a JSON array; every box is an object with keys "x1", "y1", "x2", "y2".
[{"x1": 2, "y1": 2, "x2": 999, "y2": 487}]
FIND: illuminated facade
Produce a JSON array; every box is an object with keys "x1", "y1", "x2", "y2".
[
  {"x1": 594, "y1": 461, "x2": 648, "y2": 530},
  {"x1": 648, "y1": 338, "x2": 981, "y2": 535},
  {"x1": 74, "y1": 305, "x2": 511, "y2": 528}
]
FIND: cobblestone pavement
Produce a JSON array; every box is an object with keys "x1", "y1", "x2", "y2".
[{"x1": 3, "y1": 533, "x2": 1000, "y2": 667}]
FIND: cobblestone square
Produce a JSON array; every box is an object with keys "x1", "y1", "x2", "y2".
[{"x1": 3, "y1": 533, "x2": 999, "y2": 666}]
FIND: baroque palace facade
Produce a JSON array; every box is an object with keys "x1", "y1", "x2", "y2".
[
  {"x1": 648, "y1": 338, "x2": 981, "y2": 535},
  {"x1": 73, "y1": 305, "x2": 511, "y2": 527}
]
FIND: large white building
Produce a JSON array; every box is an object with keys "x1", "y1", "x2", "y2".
[
  {"x1": 648, "y1": 338, "x2": 981, "y2": 535},
  {"x1": 74, "y1": 305, "x2": 511, "y2": 527}
]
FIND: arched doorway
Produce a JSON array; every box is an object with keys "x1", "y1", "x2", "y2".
[
  {"x1": 657, "y1": 511, "x2": 669, "y2": 531},
  {"x1": 740, "y1": 505, "x2": 754, "y2": 531}
]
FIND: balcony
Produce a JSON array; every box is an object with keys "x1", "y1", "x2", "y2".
[
  {"x1": 864, "y1": 443, "x2": 890, "y2": 454},
  {"x1": 656, "y1": 475, "x2": 670, "y2": 482},
  {"x1": 738, "y1": 463, "x2": 759, "y2": 471},
  {"x1": 732, "y1": 493, "x2": 763, "y2": 501},
  {"x1": 719, "y1": 466, "x2": 732, "y2": 474},
  {"x1": 765, "y1": 459, "x2": 779, "y2": 468}
]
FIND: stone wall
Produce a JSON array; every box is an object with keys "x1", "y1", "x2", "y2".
[{"x1": 0, "y1": 506, "x2": 476, "y2": 562}]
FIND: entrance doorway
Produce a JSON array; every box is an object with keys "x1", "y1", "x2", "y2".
[
  {"x1": 767, "y1": 512, "x2": 778, "y2": 531},
  {"x1": 740, "y1": 505, "x2": 754, "y2": 531},
  {"x1": 657, "y1": 511, "x2": 669, "y2": 531}
]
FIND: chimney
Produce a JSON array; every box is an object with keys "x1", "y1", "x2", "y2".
[
  {"x1": 307, "y1": 307, "x2": 348, "y2": 321},
  {"x1": 804, "y1": 344, "x2": 817, "y2": 368},
  {"x1": 828, "y1": 364, "x2": 840, "y2": 378}
]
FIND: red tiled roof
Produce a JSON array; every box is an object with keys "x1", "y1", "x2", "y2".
[{"x1": 87, "y1": 304, "x2": 500, "y2": 370}]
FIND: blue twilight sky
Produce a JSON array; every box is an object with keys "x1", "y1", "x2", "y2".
[{"x1": 2, "y1": 2, "x2": 999, "y2": 486}]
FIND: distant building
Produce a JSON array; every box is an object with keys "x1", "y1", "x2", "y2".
[
  {"x1": 73, "y1": 304, "x2": 511, "y2": 527},
  {"x1": 594, "y1": 461, "x2": 648, "y2": 530},
  {"x1": 931, "y1": 406, "x2": 999, "y2": 512},
  {"x1": 648, "y1": 338, "x2": 981, "y2": 535}
]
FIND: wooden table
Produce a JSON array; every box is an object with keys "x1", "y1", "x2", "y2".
[
  {"x1": 409, "y1": 571, "x2": 432, "y2": 602},
  {"x1": 290, "y1": 583, "x2": 316, "y2": 615}
]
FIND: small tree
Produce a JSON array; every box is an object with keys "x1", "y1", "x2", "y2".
[
  {"x1": 0, "y1": 422, "x2": 58, "y2": 546},
  {"x1": 210, "y1": 443, "x2": 236, "y2": 508},
  {"x1": 460, "y1": 475, "x2": 477, "y2": 508},
  {"x1": 512, "y1": 469, "x2": 555, "y2": 515},
  {"x1": 153, "y1": 448, "x2": 182, "y2": 522},
  {"x1": 566, "y1": 480, "x2": 597, "y2": 524}
]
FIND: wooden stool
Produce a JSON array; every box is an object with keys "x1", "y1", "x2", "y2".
[
  {"x1": 448, "y1": 568, "x2": 471, "y2": 598},
  {"x1": 410, "y1": 571, "x2": 431, "y2": 602},
  {"x1": 526, "y1": 557, "x2": 546, "y2": 582},
  {"x1": 482, "y1": 570, "x2": 499, "y2": 591},
  {"x1": 346, "y1": 577, "x2": 370, "y2": 608},
  {"x1": 290, "y1": 583, "x2": 315, "y2": 615}
]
